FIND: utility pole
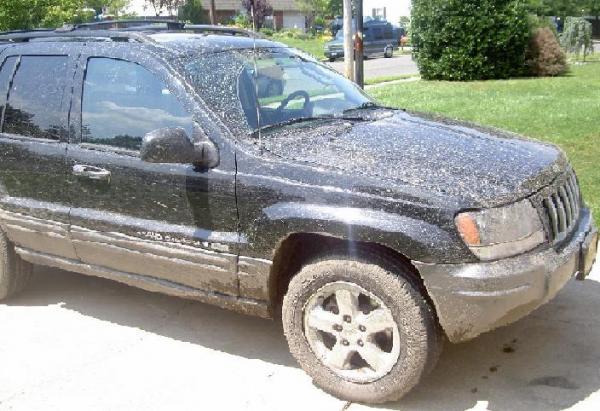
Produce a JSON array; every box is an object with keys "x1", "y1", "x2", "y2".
[
  {"x1": 354, "y1": 0, "x2": 364, "y2": 88},
  {"x1": 343, "y1": 0, "x2": 354, "y2": 80},
  {"x1": 209, "y1": 0, "x2": 216, "y2": 25}
]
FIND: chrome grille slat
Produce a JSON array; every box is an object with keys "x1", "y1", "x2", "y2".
[
  {"x1": 540, "y1": 171, "x2": 581, "y2": 244},
  {"x1": 565, "y1": 181, "x2": 575, "y2": 215},
  {"x1": 544, "y1": 198, "x2": 559, "y2": 238},
  {"x1": 559, "y1": 186, "x2": 572, "y2": 226},
  {"x1": 554, "y1": 194, "x2": 567, "y2": 233},
  {"x1": 569, "y1": 176, "x2": 580, "y2": 215}
]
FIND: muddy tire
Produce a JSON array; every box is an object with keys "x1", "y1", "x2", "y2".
[
  {"x1": 0, "y1": 229, "x2": 32, "y2": 300},
  {"x1": 282, "y1": 252, "x2": 442, "y2": 404}
]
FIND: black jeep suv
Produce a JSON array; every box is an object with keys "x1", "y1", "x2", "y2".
[{"x1": 0, "y1": 22, "x2": 597, "y2": 404}]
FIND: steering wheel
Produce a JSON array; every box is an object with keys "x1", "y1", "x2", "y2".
[{"x1": 276, "y1": 90, "x2": 311, "y2": 114}]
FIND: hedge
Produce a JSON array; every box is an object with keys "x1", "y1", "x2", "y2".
[{"x1": 411, "y1": 0, "x2": 531, "y2": 81}]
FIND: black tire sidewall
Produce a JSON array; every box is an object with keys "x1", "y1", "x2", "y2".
[
  {"x1": 283, "y1": 257, "x2": 437, "y2": 403},
  {"x1": 0, "y1": 228, "x2": 32, "y2": 300},
  {"x1": 0, "y1": 229, "x2": 13, "y2": 298}
]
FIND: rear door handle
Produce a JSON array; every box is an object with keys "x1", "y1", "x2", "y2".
[{"x1": 72, "y1": 164, "x2": 111, "y2": 182}]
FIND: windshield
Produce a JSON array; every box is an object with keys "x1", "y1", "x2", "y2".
[{"x1": 184, "y1": 47, "x2": 372, "y2": 134}]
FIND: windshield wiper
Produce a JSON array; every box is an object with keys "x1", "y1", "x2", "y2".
[
  {"x1": 250, "y1": 114, "x2": 365, "y2": 137},
  {"x1": 342, "y1": 102, "x2": 381, "y2": 114}
]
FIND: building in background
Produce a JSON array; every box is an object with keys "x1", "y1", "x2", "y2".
[
  {"x1": 363, "y1": 0, "x2": 411, "y2": 25},
  {"x1": 199, "y1": 0, "x2": 306, "y2": 29},
  {"x1": 125, "y1": 0, "x2": 308, "y2": 29}
]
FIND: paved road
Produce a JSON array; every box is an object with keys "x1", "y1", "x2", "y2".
[
  {"x1": 327, "y1": 54, "x2": 419, "y2": 80},
  {"x1": 1, "y1": 262, "x2": 599, "y2": 410}
]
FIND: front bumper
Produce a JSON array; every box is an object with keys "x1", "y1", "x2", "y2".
[
  {"x1": 414, "y1": 208, "x2": 598, "y2": 343},
  {"x1": 324, "y1": 50, "x2": 344, "y2": 59}
]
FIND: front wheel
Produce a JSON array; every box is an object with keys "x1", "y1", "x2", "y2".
[
  {"x1": 282, "y1": 253, "x2": 442, "y2": 403},
  {"x1": 0, "y1": 229, "x2": 32, "y2": 300}
]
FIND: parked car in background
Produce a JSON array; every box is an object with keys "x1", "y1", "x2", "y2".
[{"x1": 324, "y1": 19, "x2": 397, "y2": 61}]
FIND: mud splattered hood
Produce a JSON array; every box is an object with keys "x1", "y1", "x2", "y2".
[{"x1": 261, "y1": 110, "x2": 567, "y2": 207}]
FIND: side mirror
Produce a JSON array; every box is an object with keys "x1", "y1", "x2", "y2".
[{"x1": 140, "y1": 125, "x2": 219, "y2": 169}]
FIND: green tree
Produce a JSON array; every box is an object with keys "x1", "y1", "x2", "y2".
[
  {"x1": 241, "y1": 0, "x2": 272, "y2": 30},
  {"x1": 560, "y1": 16, "x2": 593, "y2": 60},
  {"x1": 179, "y1": 0, "x2": 206, "y2": 23},
  {"x1": 145, "y1": 0, "x2": 184, "y2": 16},
  {"x1": 0, "y1": 0, "x2": 87, "y2": 30},
  {"x1": 527, "y1": 0, "x2": 586, "y2": 17},
  {"x1": 85, "y1": 1, "x2": 130, "y2": 16},
  {"x1": 327, "y1": 0, "x2": 342, "y2": 16},
  {"x1": 295, "y1": 0, "x2": 328, "y2": 28},
  {"x1": 412, "y1": 0, "x2": 531, "y2": 81},
  {"x1": 583, "y1": 0, "x2": 600, "y2": 22}
]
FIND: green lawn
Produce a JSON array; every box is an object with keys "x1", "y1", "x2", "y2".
[
  {"x1": 270, "y1": 35, "x2": 329, "y2": 60},
  {"x1": 370, "y1": 62, "x2": 600, "y2": 225},
  {"x1": 365, "y1": 74, "x2": 420, "y2": 86}
]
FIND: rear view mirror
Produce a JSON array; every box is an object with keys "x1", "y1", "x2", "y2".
[{"x1": 140, "y1": 125, "x2": 219, "y2": 169}]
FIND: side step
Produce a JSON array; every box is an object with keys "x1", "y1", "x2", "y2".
[{"x1": 16, "y1": 247, "x2": 271, "y2": 318}]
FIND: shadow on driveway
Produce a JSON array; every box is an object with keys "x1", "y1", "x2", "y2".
[{"x1": 8, "y1": 266, "x2": 600, "y2": 411}]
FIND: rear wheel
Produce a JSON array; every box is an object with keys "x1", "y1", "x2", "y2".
[
  {"x1": 328, "y1": 57, "x2": 336, "y2": 62},
  {"x1": 0, "y1": 229, "x2": 32, "y2": 300},
  {"x1": 282, "y1": 253, "x2": 442, "y2": 403}
]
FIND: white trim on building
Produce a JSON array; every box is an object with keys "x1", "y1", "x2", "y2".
[{"x1": 363, "y1": 0, "x2": 411, "y2": 25}]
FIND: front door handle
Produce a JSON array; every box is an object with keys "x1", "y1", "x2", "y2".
[{"x1": 73, "y1": 164, "x2": 111, "y2": 182}]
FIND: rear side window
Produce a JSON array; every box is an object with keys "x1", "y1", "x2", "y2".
[
  {"x1": 3, "y1": 56, "x2": 68, "y2": 140},
  {"x1": 81, "y1": 58, "x2": 193, "y2": 151},
  {"x1": 0, "y1": 56, "x2": 17, "y2": 123}
]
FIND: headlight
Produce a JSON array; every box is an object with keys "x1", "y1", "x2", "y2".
[{"x1": 455, "y1": 199, "x2": 545, "y2": 261}]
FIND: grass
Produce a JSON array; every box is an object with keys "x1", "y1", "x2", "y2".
[
  {"x1": 365, "y1": 74, "x2": 420, "y2": 86},
  {"x1": 370, "y1": 61, "x2": 600, "y2": 226},
  {"x1": 270, "y1": 35, "x2": 329, "y2": 60}
]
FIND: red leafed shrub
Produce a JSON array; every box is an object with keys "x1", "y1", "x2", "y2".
[{"x1": 526, "y1": 27, "x2": 567, "y2": 77}]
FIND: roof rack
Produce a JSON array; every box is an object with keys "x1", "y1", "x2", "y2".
[
  {"x1": 74, "y1": 19, "x2": 185, "y2": 31},
  {"x1": 0, "y1": 20, "x2": 260, "y2": 43},
  {"x1": 0, "y1": 29, "x2": 152, "y2": 44}
]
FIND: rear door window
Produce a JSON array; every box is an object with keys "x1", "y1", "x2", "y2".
[
  {"x1": 3, "y1": 56, "x2": 69, "y2": 140},
  {"x1": 0, "y1": 57, "x2": 17, "y2": 123},
  {"x1": 81, "y1": 57, "x2": 193, "y2": 151}
]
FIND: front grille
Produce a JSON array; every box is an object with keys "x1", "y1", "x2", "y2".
[{"x1": 541, "y1": 171, "x2": 581, "y2": 243}]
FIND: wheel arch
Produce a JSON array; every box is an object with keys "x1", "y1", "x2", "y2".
[{"x1": 268, "y1": 232, "x2": 439, "y2": 324}]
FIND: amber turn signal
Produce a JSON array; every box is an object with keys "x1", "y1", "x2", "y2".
[{"x1": 455, "y1": 214, "x2": 481, "y2": 246}]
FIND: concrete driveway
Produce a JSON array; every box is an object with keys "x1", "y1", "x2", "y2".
[
  {"x1": 327, "y1": 54, "x2": 419, "y2": 79},
  {"x1": 1, "y1": 262, "x2": 599, "y2": 411}
]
